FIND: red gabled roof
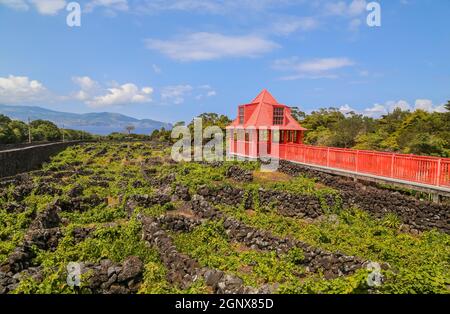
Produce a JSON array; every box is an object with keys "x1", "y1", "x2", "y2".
[{"x1": 227, "y1": 89, "x2": 307, "y2": 131}]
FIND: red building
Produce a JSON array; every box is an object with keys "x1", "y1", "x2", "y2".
[
  {"x1": 226, "y1": 90, "x2": 450, "y2": 190},
  {"x1": 227, "y1": 89, "x2": 306, "y2": 157}
]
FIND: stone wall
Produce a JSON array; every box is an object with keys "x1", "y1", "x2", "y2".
[
  {"x1": 0, "y1": 142, "x2": 81, "y2": 179},
  {"x1": 279, "y1": 160, "x2": 450, "y2": 233}
]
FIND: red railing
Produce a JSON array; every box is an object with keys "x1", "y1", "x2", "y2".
[{"x1": 230, "y1": 141, "x2": 450, "y2": 188}]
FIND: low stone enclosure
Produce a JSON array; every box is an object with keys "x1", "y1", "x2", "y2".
[
  {"x1": 196, "y1": 177, "x2": 449, "y2": 235},
  {"x1": 278, "y1": 160, "x2": 449, "y2": 233},
  {"x1": 1, "y1": 142, "x2": 449, "y2": 294},
  {"x1": 0, "y1": 166, "x2": 374, "y2": 294},
  {"x1": 0, "y1": 142, "x2": 81, "y2": 179}
]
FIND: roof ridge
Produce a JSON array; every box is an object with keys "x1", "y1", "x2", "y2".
[
  {"x1": 252, "y1": 89, "x2": 278, "y2": 105},
  {"x1": 252, "y1": 101, "x2": 265, "y2": 127}
]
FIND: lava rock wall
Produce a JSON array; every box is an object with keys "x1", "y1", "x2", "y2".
[
  {"x1": 0, "y1": 142, "x2": 81, "y2": 179},
  {"x1": 279, "y1": 160, "x2": 450, "y2": 233}
]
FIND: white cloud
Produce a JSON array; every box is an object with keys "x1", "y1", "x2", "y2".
[
  {"x1": 359, "y1": 70, "x2": 369, "y2": 77},
  {"x1": 152, "y1": 64, "x2": 162, "y2": 74},
  {"x1": 86, "y1": 83, "x2": 153, "y2": 108},
  {"x1": 434, "y1": 105, "x2": 448, "y2": 113},
  {"x1": 348, "y1": 0, "x2": 367, "y2": 16},
  {"x1": 386, "y1": 100, "x2": 411, "y2": 111},
  {"x1": 413, "y1": 99, "x2": 450, "y2": 113},
  {"x1": 135, "y1": 0, "x2": 293, "y2": 15},
  {"x1": 0, "y1": 0, "x2": 28, "y2": 10},
  {"x1": 206, "y1": 90, "x2": 216, "y2": 97},
  {"x1": 339, "y1": 104, "x2": 357, "y2": 114},
  {"x1": 72, "y1": 76, "x2": 98, "y2": 91},
  {"x1": 85, "y1": 0, "x2": 129, "y2": 13},
  {"x1": 195, "y1": 85, "x2": 217, "y2": 100},
  {"x1": 324, "y1": 0, "x2": 367, "y2": 17},
  {"x1": 30, "y1": 0, "x2": 66, "y2": 15},
  {"x1": 1, "y1": 0, "x2": 129, "y2": 15},
  {"x1": 138, "y1": 0, "x2": 223, "y2": 14},
  {"x1": 363, "y1": 103, "x2": 387, "y2": 117},
  {"x1": 349, "y1": 18, "x2": 362, "y2": 31},
  {"x1": 145, "y1": 32, "x2": 279, "y2": 61},
  {"x1": 71, "y1": 76, "x2": 100, "y2": 101},
  {"x1": 0, "y1": 75, "x2": 48, "y2": 103},
  {"x1": 414, "y1": 99, "x2": 434, "y2": 112},
  {"x1": 271, "y1": 17, "x2": 319, "y2": 36},
  {"x1": 161, "y1": 85, "x2": 193, "y2": 104},
  {"x1": 71, "y1": 76, "x2": 153, "y2": 107},
  {"x1": 273, "y1": 57, "x2": 355, "y2": 80},
  {"x1": 297, "y1": 58, "x2": 355, "y2": 72},
  {"x1": 324, "y1": 1, "x2": 347, "y2": 16},
  {"x1": 342, "y1": 99, "x2": 446, "y2": 118}
]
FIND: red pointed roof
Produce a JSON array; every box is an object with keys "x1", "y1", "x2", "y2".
[
  {"x1": 227, "y1": 89, "x2": 307, "y2": 131},
  {"x1": 252, "y1": 89, "x2": 279, "y2": 105}
]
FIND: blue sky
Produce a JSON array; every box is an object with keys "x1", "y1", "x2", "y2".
[{"x1": 1, "y1": 0, "x2": 449, "y2": 123}]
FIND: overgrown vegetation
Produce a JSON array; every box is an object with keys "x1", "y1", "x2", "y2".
[{"x1": 0, "y1": 142, "x2": 448, "y2": 294}]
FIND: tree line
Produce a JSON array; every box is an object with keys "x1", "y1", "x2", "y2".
[
  {"x1": 151, "y1": 104, "x2": 450, "y2": 158},
  {"x1": 292, "y1": 101, "x2": 450, "y2": 157},
  {"x1": 0, "y1": 114, "x2": 94, "y2": 145},
  {"x1": 3, "y1": 101, "x2": 450, "y2": 158}
]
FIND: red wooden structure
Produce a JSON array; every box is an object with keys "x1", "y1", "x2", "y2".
[
  {"x1": 227, "y1": 90, "x2": 450, "y2": 189},
  {"x1": 227, "y1": 89, "x2": 307, "y2": 158}
]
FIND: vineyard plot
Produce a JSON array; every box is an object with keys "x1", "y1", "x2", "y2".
[{"x1": 0, "y1": 142, "x2": 449, "y2": 294}]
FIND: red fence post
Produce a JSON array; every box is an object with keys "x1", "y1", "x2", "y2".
[
  {"x1": 327, "y1": 147, "x2": 330, "y2": 167},
  {"x1": 390, "y1": 154, "x2": 395, "y2": 178},
  {"x1": 280, "y1": 144, "x2": 449, "y2": 187},
  {"x1": 436, "y1": 158, "x2": 442, "y2": 186},
  {"x1": 356, "y1": 150, "x2": 359, "y2": 173}
]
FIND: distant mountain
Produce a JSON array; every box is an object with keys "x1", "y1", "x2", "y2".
[{"x1": 0, "y1": 104, "x2": 172, "y2": 135}]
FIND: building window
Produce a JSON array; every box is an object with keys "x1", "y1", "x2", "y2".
[
  {"x1": 272, "y1": 129, "x2": 280, "y2": 143},
  {"x1": 293, "y1": 131, "x2": 298, "y2": 143},
  {"x1": 239, "y1": 107, "x2": 244, "y2": 124},
  {"x1": 259, "y1": 129, "x2": 268, "y2": 141},
  {"x1": 273, "y1": 107, "x2": 284, "y2": 125},
  {"x1": 235, "y1": 129, "x2": 244, "y2": 141}
]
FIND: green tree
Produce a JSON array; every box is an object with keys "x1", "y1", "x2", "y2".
[
  {"x1": 9, "y1": 120, "x2": 28, "y2": 143},
  {"x1": 0, "y1": 114, "x2": 11, "y2": 124},
  {"x1": 304, "y1": 126, "x2": 334, "y2": 146},
  {"x1": 406, "y1": 133, "x2": 448, "y2": 157},
  {"x1": 354, "y1": 131, "x2": 386, "y2": 151},
  {"x1": 188, "y1": 113, "x2": 232, "y2": 131},
  {"x1": 0, "y1": 124, "x2": 15, "y2": 144},
  {"x1": 330, "y1": 113, "x2": 372, "y2": 148},
  {"x1": 301, "y1": 108, "x2": 345, "y2": 131},
  {"x1": 290, "y1": 107, "x2": 306, "y2": 122},
  {"x1": 0, "y1": 115, "x2": 17, "y2": 144},
  {"x1": 30, "y1": 120, "x2": 61, "y2": 141}
]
